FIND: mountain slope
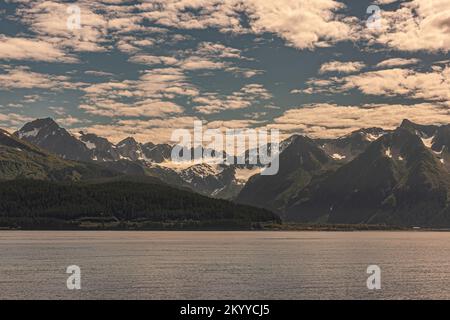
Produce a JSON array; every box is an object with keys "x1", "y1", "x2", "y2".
[
  {"x1": 0, "y1": 179, "x2": 280, "y2": 229},
  {"x1": 286, "y1": 128, "x2": 450, "y2": 226},
  {"x1": 15, "y1": 118, "x2": 92, "y2": 161},
  {"x1": 0, "y1": 128, "x2": 116, "y2": 181},
  {"x1": 79, "y1": 131, "x2": 120, "y2": 161},
  {"x1": 236, "y1": 135, "x2": 337, "y2": 213},
  {"x1": 315, "y1": 127, "x2": 388, "y2": 162}
]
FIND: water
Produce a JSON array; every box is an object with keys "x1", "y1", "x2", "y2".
[{"x1": 0, "y1": 231, "x2": 450, "y2": 300}]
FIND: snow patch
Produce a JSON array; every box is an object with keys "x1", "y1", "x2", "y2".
[
  {"x1": 421, "y1": 136, "x2": 434, "y2": 148},
  {"x1": 365, "y1": 133, "x2": 383, "y2": 142},
  {"x1": 385, "y1": 148, "x2": 392, "y2": 158},
  {"x1": 81, "y1": 140, "x2": 96, "y2": 150},
  {"x1": 18, "y1": 128, "x2": 40, "y2": 139},
  {"x1": 433, "y1": 147, "x2": 445, "y2": 155},
  {"x1": 331, "y1": 153, "x2": 346, "y2": 160}
]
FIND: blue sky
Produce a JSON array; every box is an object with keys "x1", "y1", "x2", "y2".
[{"x1": 0, "y1": 0, "x2": 449, "y2": 143}]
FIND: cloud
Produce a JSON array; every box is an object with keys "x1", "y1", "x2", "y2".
[
  {"x1": 56, "y1": 116, "x2": 87, "y2": 127},
  {"x1": 128, "y1": 55, "x2": 179, "y2": 66},
  {"x1": 84, "y1": 70, "x2": 115, "y2": 77},
  {"x1": 0, "y1": 67, "x2": 81, "y2": 90},
  {"x1": 269, "y1": 103, "x2": 450, "y2": 138},
  {"x1": 179, "y1": 57, "x2": 227, "y2": 71},
  {"x1": 138, "y1": 0, "x2": 358, "y2": 49},
  {"x1": 319, "y1": 61, "x2": 365, "y2": 74},
  {"x1": 0, "y1": 112, "x2": 34, "y2": 130},
  {"x1": 80, "y1": 67, "x2": 198, "y2": 118},
  {"x1": 0, "y1": 36, "x2": 77, "y2": 63},
  {"x1": 196, "y1": 42, "x2": 244, "y2": 59},
  {"x1": 298, "y1": 64, "x2": 450, "y2": 104},
  {"x1": 245, "y1": 0, "x2": 358, "y2": 49},
  {"x1": 369, "y1": 0, "x2": 450, "y2": 52},
  {"x1": 15, "y1": 0, "x2": 109, "y2": 52},
  {"x1": 75, "y1": 116, "x2": 264, "y2": 145},
  {"x1": 75, "y1": 116, "x2": 200, "y2": 144},
  {"x1": 193, "y1": 84, "x2": 272, "y2": 114},
  {"x1": 79, "y1": 99, "x2": 184, "y2": 118},
  {"x1": 341, "y1": 66, "x2": 450, "y2": 103},
  {"x1": 375, "y1": 58, "x2": 421, "y2": 68},
  {"x1": 225, "y1": 67, "x2": 264, "y2": 78}
]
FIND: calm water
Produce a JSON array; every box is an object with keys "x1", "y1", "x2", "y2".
[{"x1": 0, "y1": 231, "x2": 450, "y2": 300}]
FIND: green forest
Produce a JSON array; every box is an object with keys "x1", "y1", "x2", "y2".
[{"x1": 0, "y1": 179, "x2": 279, "y2": 230}]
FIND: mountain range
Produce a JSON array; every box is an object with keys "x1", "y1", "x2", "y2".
[
  {"x1": 2, "y1": 117, "x2": 450, "y2": 228},
  {"x1": 14, "y1": 118, "x2": 253, "y2": 199},
  {"x1": 0, "y1": 123, "x2": 278, "y2": 230},
  {"x1": 238, "y1": 119, "x2": 450, "y2": 227}
]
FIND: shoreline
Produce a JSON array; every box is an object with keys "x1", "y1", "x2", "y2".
[{"x1": 1, "y1": 223, "x2": 448, "y2": 232}]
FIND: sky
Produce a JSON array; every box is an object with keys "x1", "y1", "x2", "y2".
[{"x1": 0, "y1": 0, "x2": 450, "y2": 144}]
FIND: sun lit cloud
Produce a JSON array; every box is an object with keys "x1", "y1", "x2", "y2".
[
  {"x1": 0, "y1": 36, "x2": 77, "y2": 63},
  {"x1": 0, "y1": 66, "x2": 82, "y2": 90},
  {"x1": 369, "y1": 0, "x2": 450, "y2": 52},
  {"x1": 269, "y1": 103, "x2": 450, "y2": 138},
  {"x1": 193, "y1": 84, "x2": 272, "y2": 114},
  {"x1": 375, "y1": 58, "x2": 421, "y2": 68},
  {"x1": 319, "y1": 61, "x2": 365, "y2": 74}
]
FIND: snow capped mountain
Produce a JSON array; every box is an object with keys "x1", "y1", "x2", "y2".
[
  {"x1": 13, "y1": 118, "x2": 257, "y2": 199},
  {"x1": 15, "y1": 118, "x2": 92, "y2": 161},
  {"x1": 316, "y1": 127, "x2": 389, "y2": 162},
  {"x1": 141, "y1": 142, "x2": 172, "y2": 163},
  {"x1": 7, "y1": 117, "x2": 450, "y2": 226},
  {"x1": 400, "y1": 119, "x2": 449, "y2": 171},
  {"x1": 285, "y1": 126, "x2": 450, "y2": 226},
  {"x1": 79, "y1": 132, "x2": 120, "y2": 161}
]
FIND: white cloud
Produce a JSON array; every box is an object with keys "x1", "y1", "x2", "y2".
[
  {"x1": 341, "y1": 66, "x2": 450, "y2": 103},
  {"x1": 369, "y1": 0, "x2": 450, "y2": 52},
  {"x1": 0, "y1": 36, "x2": 77, "y2": 63},
  {"x1": 15, "y1": 0, "x2": 109, "y2": 52},
  {"x1": 245, "y1": 0, "x2": 357, "y2": 49},
  {"x1": 128, "y1": 55, "x2": 179, "y2": 66},
  {"x1": 319, "y1": 61, "x2": 365, "y2": 74},
  {"x1": 194, "y1": 84, "x2": 272, "y2": 114},
  {"x1": 138, "y1": 0, "x2": 357, "y2": 49},
  {"x1": 269, "y1": 103, "x2": 450, "y2": 138},
  {"x1": 375, "y1": 58, "x2": 420, "y2": 68},
  {"x1": 0, "y1": 67, "x2": 80, "y2": 90},
  {"x1": 0, "y1": 113, "x2": 34, "y2": 130},
  {"x1": 75, "y1": 116, "x2": 200, "y2": 144}
]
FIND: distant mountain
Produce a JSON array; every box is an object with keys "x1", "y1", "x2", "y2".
[
  {"x1": 285, "y1": 127, "x2": 450, "y2": 227},
  {"x1": 400, "y1": 119, "x2": 449, "y2": 172},
  {"x1": 399, "y1": 119, "x2": 439, "y2": 138},
  {"x1": 79, "y1": 131, "x2": 120, "y2": 161},
  {"x1": 315, "y1": 127, "x2": 388, "y2": 162},
  {"x1": 0, "y1": 128, "x2": 116, "y2": 181},
  {"x1": 11, "y1": 117, "x2": 450, "y2": 227},
  {"x1": 236, "y1": 135, "x2": 338, "y2": 213},
  {"x1": 13, "y1": 118, "x2": 258, "y2": 199},
  {"x1": 142, "y1": 142, "x2": 173, "y2": 163},
  {"x1": 15, "y1": 118, "x2": 92, "y2": 161},
  {"x1": 145, "y1": 162, "x2": 250, "y2": 199},
  {"x1": 0, "y1": 127, "x2": 279, "y2": 229}
]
